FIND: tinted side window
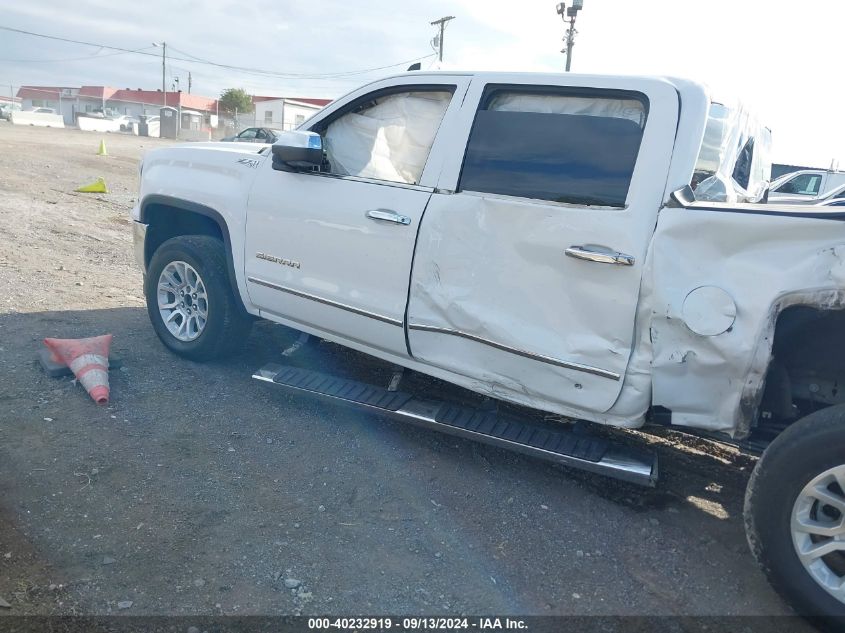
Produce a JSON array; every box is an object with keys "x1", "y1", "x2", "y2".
[{"x1": 459, "y1": 89, "x2": 647, "y2": 207}]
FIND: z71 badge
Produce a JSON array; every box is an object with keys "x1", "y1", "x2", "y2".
[{"x1": 236, "y1": 158, "x2": 261, "y2": 169}]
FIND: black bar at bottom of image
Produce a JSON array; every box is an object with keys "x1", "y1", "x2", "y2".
[{"x1": 0, "y1": 615, "x2": 837, "y2": 633}]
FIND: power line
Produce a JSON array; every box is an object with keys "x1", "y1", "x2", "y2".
[
  {"x1": 165, "y1": 45, "x2": 434, "y2": 79},
  {"x1": 0, "y1": 46, "x2": 155, "y2": 64},
  {"x1": 0, "y1": 27, "x2": 160, "y2": 59},
  {"x1": 0, "y1": 25, "x2": 435, "y2": 81}
]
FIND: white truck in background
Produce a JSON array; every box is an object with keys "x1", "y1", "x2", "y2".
[
  {"x1": 768, "y1": 168, "x2": 845, "y2": 204},
  {"x1": 131, "y1": 71, "x2": 845, "y2": 624},
  {"x1": 10, "y1": 107, "x2": 64, "y2": 128}
]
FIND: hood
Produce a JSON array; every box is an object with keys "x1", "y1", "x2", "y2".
[
  {"x1": 169, "y1": 141, "x2": 270, "y2": 154},
  {"x1": 141, "y1": 141, "x2": 271, "y2": 168}
]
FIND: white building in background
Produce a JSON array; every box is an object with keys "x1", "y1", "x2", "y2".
[{"x1": 251, "y1": 96, "x2": 331, "y2": 130}]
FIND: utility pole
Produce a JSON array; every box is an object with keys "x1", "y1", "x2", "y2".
[
  {"x1": 556, "y1": 1, "x2": 585, "y2": 72},
  {"x1": 153, "y1": 41, "x2": 167, "y2": 106},
  {"x1": 430, "y1": 16, "x2": 455, "y2": 63},
  {"x1": 188, "y1": 71, "x2": 192, "y2": 94},
  {"x1": 564, "y1": 17, "x2": 576, "y2": 71}
]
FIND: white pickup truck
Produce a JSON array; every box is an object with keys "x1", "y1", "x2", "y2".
[
  {"x1": 132, "y1": 71, "x2": 845, "y2": 622},
  {"x1": 768, "y1": 169, "x2": 845, "y2": 205}
]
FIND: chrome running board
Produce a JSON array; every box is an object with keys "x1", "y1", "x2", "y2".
[{"x1": 253, "y1": 363, "x2": 658, "y2": 487}]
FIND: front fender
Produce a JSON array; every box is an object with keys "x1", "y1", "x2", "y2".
[{"x1": 135, "y1": 144, "x2": 268, "y2": 314}]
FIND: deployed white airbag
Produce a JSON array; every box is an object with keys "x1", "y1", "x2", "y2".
[
  {"x1": 488, "y1": 93, "x2": 646, "y2": 127},
  {"x1": 324, "y1": 91, "x2": 451, "y2": 185}
]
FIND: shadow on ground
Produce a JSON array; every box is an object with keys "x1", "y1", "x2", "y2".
[{"x1": 0, "y1": 307, "x2": 798, "y2": 618}]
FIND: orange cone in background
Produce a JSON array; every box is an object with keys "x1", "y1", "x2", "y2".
[{"x1": 43, "y1": 335, "x2": 112, "y2": 405}]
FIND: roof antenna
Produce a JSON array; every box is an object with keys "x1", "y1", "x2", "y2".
[{"x1": 407, "y1": 62, "x2": 422, "y2": 71}]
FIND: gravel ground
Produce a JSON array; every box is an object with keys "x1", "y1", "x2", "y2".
[{"x1": 0, "y1": 123, "x2": 811, "y2": 624}]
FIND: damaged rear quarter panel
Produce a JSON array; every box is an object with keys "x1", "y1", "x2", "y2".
[{"x1": 650, "y1": 205, "x2": 845, "y2": 437}]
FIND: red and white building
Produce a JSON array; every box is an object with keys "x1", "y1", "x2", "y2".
[
  {"x1": 16, "y1": 85, "x2": 219, "y2": 126},
  {"x1": 16, "y1": 85, "x2": 333, "y2": 131}
]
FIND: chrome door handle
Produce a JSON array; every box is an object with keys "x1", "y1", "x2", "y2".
[
  {"x1": 565, "y1": 245, "x2": 635, "y2": 266},
  {"x1": 366, "y1": 209, "x2": 411, "y2": 225}
]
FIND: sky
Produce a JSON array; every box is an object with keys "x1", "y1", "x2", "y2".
[{"x1": 0, "y1": 0, "x2": 842, "y2": 167}]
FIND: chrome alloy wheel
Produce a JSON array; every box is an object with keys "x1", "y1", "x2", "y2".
[
  {"x1": 792, "y1": 464, "x2": 845, "y2": 604},
  {"x1": 157, "y1": 260, "x2": 209, "y2": 342}
]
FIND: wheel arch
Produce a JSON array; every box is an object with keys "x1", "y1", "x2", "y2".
[
  {"x1": 743, "y1": 289, "x2": 845, "y2": 441},
  {"x1": 139, "y1": 194, "x2": 247, "y2": 313}
]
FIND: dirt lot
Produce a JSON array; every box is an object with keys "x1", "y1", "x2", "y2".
[{"x1": 0, "y1": 123, "x2": 810, "y2": 622}]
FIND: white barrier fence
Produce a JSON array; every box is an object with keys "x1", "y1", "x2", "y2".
[
  {"x1": 129, "y1": 121, "x2": 160, "y2": 138},
  {"x1": 177, "y1": 129, "x2": 212, "y2": 141},
  {"x1": 9, "y1": 110, "x2": 212, "y2": 142},
  {"x1": 77, "y1": 117, "x2": 121, "y2": 133},
  {"x1": 10, "y1": 111, "x2": 65, "y2": 128}
]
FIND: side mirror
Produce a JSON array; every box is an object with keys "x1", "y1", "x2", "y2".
[
  {"x1": 271, "y1": 131, "x2": 323, "y2": 172},
  {"x1": 667, "y1": 185, "x2": 695, "y2": 208}
]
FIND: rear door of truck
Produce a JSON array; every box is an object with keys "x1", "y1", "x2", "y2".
[{"x1": 406, "y1": 74, "x2": 680, "y2": 413}]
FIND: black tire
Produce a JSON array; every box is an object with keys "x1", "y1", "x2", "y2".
[
  {"x1": 745, "y1": 405, "x2": 845, "y2": 630},
  {"x1": 145, "y1": 235, "x2": 252, "y2": 361}
]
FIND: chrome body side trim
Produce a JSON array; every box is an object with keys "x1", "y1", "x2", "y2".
[
  {"x1": 305, "y1": 171, "x2": 434, "y2": 193},
  {"x1": 247, "y1": 276, "x2": 403, "y2": 327},
  {"x1": 408, "y1": 323, "x2": 621, "y2": 381}
]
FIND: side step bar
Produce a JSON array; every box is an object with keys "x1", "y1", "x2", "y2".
[{"x1": 253, "y1": 364, "x2": 658, "y2": 487}]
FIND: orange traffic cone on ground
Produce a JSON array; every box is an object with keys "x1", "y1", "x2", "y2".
[
  {"x1": 43, "y1": 335, "x2": 112, "y2": 405},
  {"x1": 97, "y1": 139, "x2": 107, "y2": 156}
]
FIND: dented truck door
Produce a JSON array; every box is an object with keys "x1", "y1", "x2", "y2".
[{"x1": 407, "y1": 75, "x2": 680, "y2": 414}]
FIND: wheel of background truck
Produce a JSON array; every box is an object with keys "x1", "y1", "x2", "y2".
[
  {"x1": 745, "y1": 404, "x2": 845, "y2": 628},
  {"x1": 145, "y1": 235, "x2": 252, "y2": 361}
]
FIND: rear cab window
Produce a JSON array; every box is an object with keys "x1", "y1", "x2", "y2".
[{"x1": 458, "y1": 86, "x2": 648, "y2": 207}]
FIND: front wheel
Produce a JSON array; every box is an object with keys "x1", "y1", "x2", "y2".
[
  {"x1": 745, "y1": 405, "x2": 845, "y2": 628},
  {"x1": 145, "y1": 235, "x2": 252, "y2": 361}
]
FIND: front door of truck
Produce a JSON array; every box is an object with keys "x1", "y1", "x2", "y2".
[
  {"x1": 406, "y1": 76, "x2": 680, "y2": 414},
  {"x1": 244, "y1": 76, "x2": 470, "y2": 357}
]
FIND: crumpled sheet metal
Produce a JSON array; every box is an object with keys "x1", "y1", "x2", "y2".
[
  {"x1": 407, "y1": 192, "x2": 652, "y2": 427},
  {"x1": 649, "y1": 206, "x2": 845, "y2": 437}
]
